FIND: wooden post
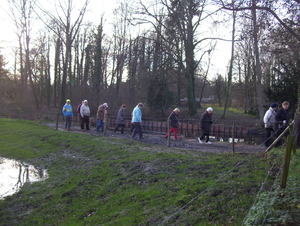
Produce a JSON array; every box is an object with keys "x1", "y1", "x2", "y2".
[
  {"x1": 56, "y1": 113, "x2": 59, "y2": 130},
  {"x1": 232, "y1": 124, "x2": 235, "y2": 154},
  {"x1": 103, "y1": 112, "x2": 107, "y2": 136},
  {"x1": 167, "y1": 116, "x2": 170, "y2": 147},
  {"x1": 280, "y1": 129, "x2": 295, "y2": 188},
  {"x1": 294, "y1": 112, "x2": 300, "y2": 147}
]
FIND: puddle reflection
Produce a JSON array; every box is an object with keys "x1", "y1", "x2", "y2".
[{"x1": 0, "y1": 157, "x2": 48, "y2": 199}]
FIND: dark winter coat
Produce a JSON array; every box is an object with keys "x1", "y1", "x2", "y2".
[
  {"x1": 168, "y1": 111, "x2": 180, "y2": 128},
  {"x1": 274, "y1": 108, "x2": 290, "y2": 130},
  {"x1": 116, "y1": 108, "x2": 125, "y2": 125},
  {"x1": 200, "y1": 111, "x2": 213, "y2": 132}
]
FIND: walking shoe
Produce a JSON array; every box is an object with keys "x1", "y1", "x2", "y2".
[
  {"x1": 198, "y1": 138, "x2": 203, "y2": 144},
  {"x1": 206, "y1": 141, "x2": 212, "y2": 144}
]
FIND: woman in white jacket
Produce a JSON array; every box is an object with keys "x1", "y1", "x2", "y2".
[
  {"x1": 80, "y1": 100, "x2": 91, "y2": 130},
  {"x1": 263, "y1": 103, "x2": 278, "y2": 147}
]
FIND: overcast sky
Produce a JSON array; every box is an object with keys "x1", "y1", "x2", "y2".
[{"x1": 0, "y1": 0, "x2": 231, "y2": 78}]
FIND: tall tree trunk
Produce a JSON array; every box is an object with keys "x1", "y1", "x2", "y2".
[
  {"x1": 252, "y1": 0, "x2": 264, "y2": 121},
  {"x1": 54, "y1": 36, "x2": 61, "y2": 108},
  {"x1": 186, "y1": 19, "x2": 197, "y2": 116},
  {"x1": 222, "y1": 6, "x2": 236, "y2": 118}
]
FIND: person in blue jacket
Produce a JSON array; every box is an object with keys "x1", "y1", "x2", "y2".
[
  {"x1": 62, "y1": 99, "x2": 73, "y2": 130},
  {"x1": 131, "y1": 103, "x2": 144, "y2": 140}
]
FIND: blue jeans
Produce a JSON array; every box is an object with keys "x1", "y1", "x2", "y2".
[
  {"x1": 96, "y1": 119, "x2": 104, "y2": 132},
  {"x1": 64, "y1": 116, "x2": 72, "y2": 129},
  {"x1": 132, "y1": 122, "x2": 143, "y2": 138}
]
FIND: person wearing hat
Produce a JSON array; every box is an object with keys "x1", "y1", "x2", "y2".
[
  {"x1": 198, "y1": 107, "x2": 213, "y2": 144},
  {"x1": 62, "y1": 99, "x2": 73, "y2": 130},
  {"x1": 165, "y1": 108, "x2": 181, "y2": 140},
  {"x1": 263, "y1": 102, "x2": 278, "y2": 147},
  {"x1": 80, "y1": 100, "x2": 91, "y2": 130},
  {"x1": 96, "y1": 103, "x2": 108, "y2": 132},
  {"x1": 114, "y1": 104, "x2": 126, "y2": 134}
]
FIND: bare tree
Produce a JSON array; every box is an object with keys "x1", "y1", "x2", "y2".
[
  {"x1": 211, "y1": 74, "x2": 225, "y2": 106},
  {"x1": 37, "y1": 0, "x2": 90, "y2": 107},
  {"x1": 110, "y1": 2, "x2": 131, "y2": 105},
  {"x1": 222, "y1": 0, "x2": 238, "y2": 118},
  {"x1": 8, "y1": 0, "x2": 40, "y2": 108}
]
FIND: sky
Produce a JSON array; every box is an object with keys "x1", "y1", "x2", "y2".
[{"x1": 0, "y1": 0, "x2": 231, "y2": 79}]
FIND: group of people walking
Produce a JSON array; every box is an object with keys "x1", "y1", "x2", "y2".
[
  {"x1": 62, "y1": 99, "x2": 145, "y2": 140},
  {"x1": 63, "y1": 98, "x2": 291, "y2": 147},
  {"x1": 62, "y1": 98, "x2": 214, "y2": 143},
  {"x1": 165, "y1": 107, "x2": 214, "y2": 144}
]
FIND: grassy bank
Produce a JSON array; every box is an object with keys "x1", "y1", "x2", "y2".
[{"x1": 0, "y1": 118, "x2": 299, "y2": 225}]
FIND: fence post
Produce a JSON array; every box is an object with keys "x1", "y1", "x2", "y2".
[
  {"x1": 280, "y1": 127, "x2": 295, "y2": 188},
  {"x1": 56, "y1": 113, "x2": 59, "y2": 130},
  {"x1": 103, "y1": 112, "x2": 107, "y2": 136},
  {"x1": 167, "y1": 116, "x2": 170, "y2": 147},
  {"x1": 232, "y1": 124, "x2": 235, "y2": 153}
]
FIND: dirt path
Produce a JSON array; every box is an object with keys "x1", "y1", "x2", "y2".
[{"x1": 44, "y1": 122, "x2": 266, "y2": 154}]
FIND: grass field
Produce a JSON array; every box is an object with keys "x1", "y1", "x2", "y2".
[{"x1": 0, "y1": 118, "x2": 299, "y2": 225}]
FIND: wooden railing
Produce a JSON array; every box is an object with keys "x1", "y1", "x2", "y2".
[
  {"x1": 106, "y1": 118, "x2": 249, "y2": 140},
  {"x1": 1, "y1": 111, "x2": 250, "y2": 140}
]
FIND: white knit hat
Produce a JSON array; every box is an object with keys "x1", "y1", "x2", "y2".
[{"x1": 206, "y1": 107, "x2": 213, "y2": 112}]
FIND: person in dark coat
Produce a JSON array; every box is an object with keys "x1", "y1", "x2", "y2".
[
  {"x1": 165, "y1": 108, "x2": 180, "y2": 140},
  {"x1": 274, "y1": 101, "x2": 290, "y2": 146},
  {"x1": 114, "y1": 104, "x2": 126, "y2": 134},
  {"x1": 198, "y1": 107, "x2": 213, "y2": 144}
]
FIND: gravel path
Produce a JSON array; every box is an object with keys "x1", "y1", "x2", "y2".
[{"x1": 44, "y1": 122, "x2": 266, "y2": 154}]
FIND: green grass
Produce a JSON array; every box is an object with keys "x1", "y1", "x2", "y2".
[
  {"x1": 0, "y1": 118, "x2": 299, "y2": 225},
  {"x1": 201, "y1": 103, "x2": 258, "y2": 119}
]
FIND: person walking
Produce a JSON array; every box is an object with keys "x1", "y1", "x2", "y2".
[
  {"x1": 96, "y1": 103, "x2": 108, "y2": 132},
  {"x1": 62, "y1": 99, "x2": 73, "y2": 130},
  {"x1": 165, "y1": 108, "x2": 180, "y2": 140},
  {"x1": 132, "y1": 103, "x2": 144, "y2": 140},
  {"x1": 80, "y1": 100, "x2": 90, "y2": 130},
  {"x1": 274, "y1": 101, "x2": 290, "y2": 146},
  {"x1": 198, "y1": 107, "x2": 213, "y2": 144},
  {"x1": 114, "y1": 104, "x2": 126, "y2": 134},
  {"x1": 263, "y1": 103, "x2": 278, "y2": 147}
]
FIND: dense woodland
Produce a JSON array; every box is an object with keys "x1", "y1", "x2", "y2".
[{"x1": 0, "y1": 0, "x2": 299, "y2": 121}]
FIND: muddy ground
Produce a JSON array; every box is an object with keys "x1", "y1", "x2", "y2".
[{"x1": 44, "y1": 122, "x2": 266, "y2": 154}]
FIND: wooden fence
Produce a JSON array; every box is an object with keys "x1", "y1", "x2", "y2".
[
  {"x1": 1, "y1": 111, "x2": 252, "y2": 141},
  {"x1": 106, "y1": 118, "x2": 249, "y2": 140}
]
